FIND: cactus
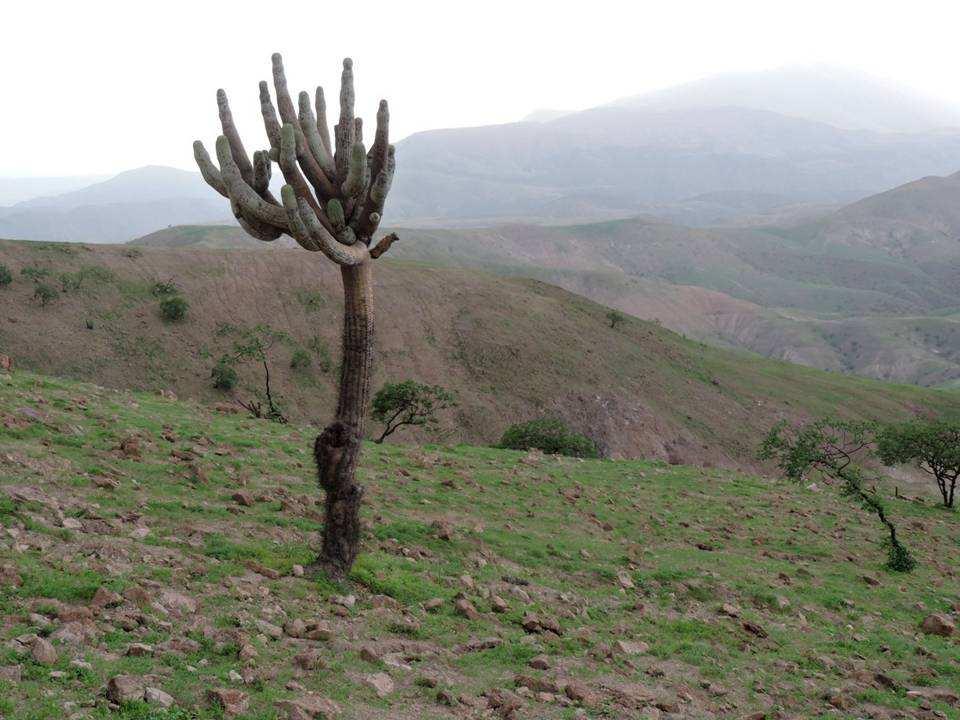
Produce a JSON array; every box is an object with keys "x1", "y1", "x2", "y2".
[{"x1": 192, "y1": 55, "x2": 399, "y2": 579}]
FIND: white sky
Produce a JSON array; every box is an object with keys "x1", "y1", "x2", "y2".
[{"x1": 3, "y1": 0, "x2": 959, "y2": 176}]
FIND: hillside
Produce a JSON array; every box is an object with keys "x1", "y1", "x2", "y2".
[
  {"x1": 0, "y1": 167, "x2": 230, "y2": 244},
  {"x1": 390, "y1": 106, "x2": 960, "y2": 225},
  {"x1": 1, "y1": 370, "x2": 958, "y2": 719},
  {"x1": 614, "y1": 65, "x2": 960, "y2": 133},
  {"x1": 1, "y1": 240, "x2": 957, "y2": 469}
]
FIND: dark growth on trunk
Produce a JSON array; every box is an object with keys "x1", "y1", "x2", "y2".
[{"x1": 192, "y1": 55, "x2": 397, "y2": 579}]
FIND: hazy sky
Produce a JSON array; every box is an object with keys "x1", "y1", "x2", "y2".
[{"x1": 4, "y1": 0, "x2": 959, "y2": 177}]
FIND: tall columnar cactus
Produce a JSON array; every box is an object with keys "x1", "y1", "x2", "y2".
[{"x1": 194, "y1": 54, "x2": 398, "y2": 578}]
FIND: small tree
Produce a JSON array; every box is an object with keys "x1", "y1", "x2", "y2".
[
  {"x1": 759, "y1": 417, "x2": 915, "y2": 572},
  {"x1": 290, "y1": 348, "x2": 313, "y2": 371},
  {"x1": 498, "y1": 417, "x2": 599, "y2": 458},
  {"x1": 606, "y1": 309, "x2": 625, "y2": 329},
  {"x1": 877, "y1": 419, "x2": 960, "y2": 509},
  {"x1": 33, "y1": 283, "x2": 58, "y2": 307},
  {"x1": 371, "y1": 380, "x2": 456, "y2": 443},
  {"x1": 222, "y1": 324, "x2": 288, "y2": 423},
  {"x1": 0, "y1": 264, "x2": 12, "y2": 287},
  {"x1": 159, "y1": 295, "x2": 189, "y2": 322}
]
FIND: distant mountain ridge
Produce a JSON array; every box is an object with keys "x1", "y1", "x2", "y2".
[{"x1": 612, "y1": 65, "x2": 960, "y2": 133}]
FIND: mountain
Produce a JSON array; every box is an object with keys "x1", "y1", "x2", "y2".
[
  {"x1": 1, "y1": 238, "x2": 956, "y2": 467},
  {"x1": 0, "y1": 174, "x2": 108, "y2": 206},
  {"x1": 614, "y1": 65, "x2": 960, "y2": 133},
  {"x1": 0, "y1": 166, "x2": 231, "y2": 243},
  {"x1": 133, "y1": 166, "x2": 960, "y2": 388},
  {"x1": 391, "y1": 105, "x2": 960, "y2": 225}
]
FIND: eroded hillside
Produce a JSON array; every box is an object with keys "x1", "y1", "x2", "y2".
[{"x1": 0, "y1": 240, "x2": 957, "y2": 467}]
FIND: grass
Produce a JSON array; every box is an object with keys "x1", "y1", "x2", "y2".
[{"x1": 0, "y1": 369, "x2": 958, "y2": 719}]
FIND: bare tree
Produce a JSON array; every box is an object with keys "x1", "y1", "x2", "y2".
[{"x1": 193, "y1": 54, "x2": 398, "y2": 578}]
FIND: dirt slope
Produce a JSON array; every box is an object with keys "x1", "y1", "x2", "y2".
[{"x1": 0, "y1": 239, "x2": 957, "y2": 468}]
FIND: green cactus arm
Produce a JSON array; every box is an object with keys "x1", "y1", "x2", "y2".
[
  {"x1": 341, "y1": 141, "x2": 368, "y2": 198},
  {"x1": 193, "y1": 141, "x2": 228, "y2": 198},
  {"x1": 231, "y1": 197, "x2": 283, "y2": 241},
  {"x1": 215, "y1": 135, "x2": 289, "y2": 230},
  {"x1": 259, "y1": 81, "x2": 282, "y2": 160},
  {"x1": 277, "y1": 124, "x2": 335, "y2": 234},
  {"x1": 298, "y1": 91, "x2": 337, "y2": 178},
  {"x1": 334, "y1": 58, "x2": 356, "y2": 180},
  {"x1": 326, "y1": 199, "x2": 346, "y2": 232},
  {"x1": 353, "y1": 144, "x2": 395, "y2": 239},
  {"x1": 216, "y1": 89, "x2": 255, "y2": 185},
  {"x1": 281, "y1": 186, "x2": 368, "y2": 265},
  {"x1": 315, "y1": 87, "x2": 333, "y2": 155}
]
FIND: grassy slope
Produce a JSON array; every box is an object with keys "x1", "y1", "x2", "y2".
[
  {"x1": 0, "y1": 370, "x2": 958, "y2": 719},
  {"x1": 0, "y1": 240, "x2": 958, "y2": 469}
]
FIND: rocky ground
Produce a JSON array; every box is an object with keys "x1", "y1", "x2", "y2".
[{"x1": 0, "y1": 369, "x2": 958, "y2": 719}]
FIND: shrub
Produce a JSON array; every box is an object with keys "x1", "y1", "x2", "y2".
[
  {"x1": 21, "y1": 266, "x2": 50, "y2": 281},
  {"x1": 497, "y1": 417, "x2": 598, "y2": 458},
  {"x1": 290, "y1": 348, "x2": 312, "y2": 370},
  {"x1": 372, "y1": 380, "x2": 456, "y2": 443},
  {"x1": 151, "y1": 279, "x2": 179, "y2": 297},
  {"x1": 0, "y1": 264, "x2": 11, "y2": 287},
  {"x1": 307, "y1": 335, "x2": 333, "y2": 372},
  {"x1": 878, "y1": 419, "x2": 960, "y2": 509},
  {"x1": 211, "y1": 356, "x2": 239, "y2": 391},
  {"x1": 59, "y1": 272, "x2": 82, "y2": 292},
  {"x1": 33, "y1": 282, "x2": 59, "y2": 306},
  {"x1": 159, "y1": 295, "x2": 189, "y2": 322},
  {"x1": 606, "y1": 309, "x2": 625, "y2": 328}
]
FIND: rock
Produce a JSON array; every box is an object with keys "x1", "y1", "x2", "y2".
[
  {"x1": 0, "y1": 665, "x2": 22, "y2": 682},
  {"x1": 617, "y1": 570, "x2": 635, "y2": 589},
  {"x1": 239, "y1": 644, "x2": 259, "y2": 662},
  {"x1": 455, "y1": 597, "x2": 480, "y2": 620},
  {"x1": 433, "y1": 520, "x2": 454, "y2": 541},
  {"x1": 528, "y1": 654, "x2": 552, "y2": 670},
  {"x1": 293, "y1": 650, "x2": 324, "y2": 671},
  {"x1": 0, "y1": 565, "x2": 23, "y2": 588},
  {"x1": 515, "y1": 674, "x2": 561, "y2": 694},
  {"x1": 107, "y1": 675, "x2": 145, "y2": 703},
  {"x1": 144, "y1": 687, "x2": 175, "y2": 708},
  {"x1": 158, "y1": 589, "x2": 198, "y2": 615},
  {"x1": 61, "y1": 517, "x2": 83, "y2": 530},
  {"x1": 291, "y1": 564, "x2": 305, "y2": 577},
  {"x1": 614, "y1": 639, "x2": 650, "y2": 655},
  {"x1": 31, "y1": 637, "x2": 57, "y2": 666},
  {"x1": 920, "y1": 613, "x2": 955, "y2": 637},
  {"x1": 330, "y1": 594, "x2": 356, "y2": 609},
  {"x1": 125, "y1": 643, "x2": 154, "y2": 656},
  {"x1": 119, "y1": 436, "x2": 141, "y2": 459},
  {"x1": 906, "y1": 687, "x2": 959, "y2": 705},
  {"x1": 91, "y1": 587, "x2": 122, "y2": 609},
  {"x1": 256, "y1": 619, "x2": 284, "y2": 640},
  {"x1": 490, "y1": 595, "x2": 509, "y2": 613},
  {"x1": 304, "y1": 620, "x2": 333, "y2": 641},
  {"x1": 742, "y1": 621, "x2": 768, "y2": 639},
  {"x1": 207, "y1": 688, "x2": 249, "y2": 716},
  {"x1": 719, "y1": 603, "x2": 741, "y2": 618},
  {"x1": 0, "y1": 354, "x2": 12, "y2": 371},
  {"x1": 775, "y1": 595, "x2": 790, "y2": 610},
  {"x1": 565, "y1": 680, "x2": 596, "y2": 705},
  {"x1": 423, "y1": 597, "x2": 444, "y2": 612},
  {"x1": 277, "y1": 694, "x2": 342, "y2": 718},
  {"x1": 360, "y1": 645, "x2": 382, "y2": 664},
  {"x1": 285, "y1": 618, "x2": 307, "y2": 638},
  {"x1": 232, "y1": 491, "x2": 254, "y2": 506},
  {"x1": 363, "y1": 672, "x2": 395, "y2": 698}
]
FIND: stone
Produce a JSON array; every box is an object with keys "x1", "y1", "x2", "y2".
[
  {"x1": 423, "y1": 597, "x2": 444, "y2": 612},
  {"x1": 614, "y1": 639, "x2": 649, "y2": 655},
  {"x1": 293, "y1": 650, "x2": 324, "y2": 671},
  {"x1": 528, "y1": 654, "x2": 552, "y2": 670},
  {"x1": 364, "y1": 672, "x2": 394, "y2": 698},
  {"x1": 455, "y1": 597, "x2": 480, "y2": 620},
  {"x1": 491, "y1": 595, "x2": 509, "y2": 613},
  {"x1": 906, "y1": 687, "x2": 959, "y2": 705},
  {"x1": 159, "y1": 589, "x2": 198, "y2": 615},
  {"x1": 617, "y1": 570, "x2": 635, "y2": 589},
  {"x1": 0, "y1": 665, "x2": 22, "y2": 682},
  {"x1": 107, "y1": 675, "x2": 145, "y2": 703},
  {"x1": 232, "y1": 491, "x2": 254, "y2": 507},
  {"x1": 207, "y1": 688, "x2": 249, "y2": 716},
  {"x1": 277, "y1": 694, "x2": 342, "y2": 718},
  {"x1": 256, "y1": 619, "x2": 284, "y2": 640},
  {"x1": 31, "y1": 637, "x2": 57, "y2": 666},
  {"x1": 742, "y1": 621, "x2": 768, "y2": 639},
  {"x1": 920, "y1": 613, "x2": 955, "y2": 637},
  {"x1": 304, "y1": 620, "x2": 333, "y2": 641},
  {"x1": 125, "y1": 643, "x2": 154, "y2": 656},
  {"x1": 719, "y1": 603, "x2": 741, "y2": 618},
  {"x1": 284, "y1": 618, "x2": 307, "y2": 638},
  {"x1": 91, "y1": 587, "x2": 123, "y2": 609},
  {"x1": 144, "y1": 687, "x2": 175, "y2": 708}
]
